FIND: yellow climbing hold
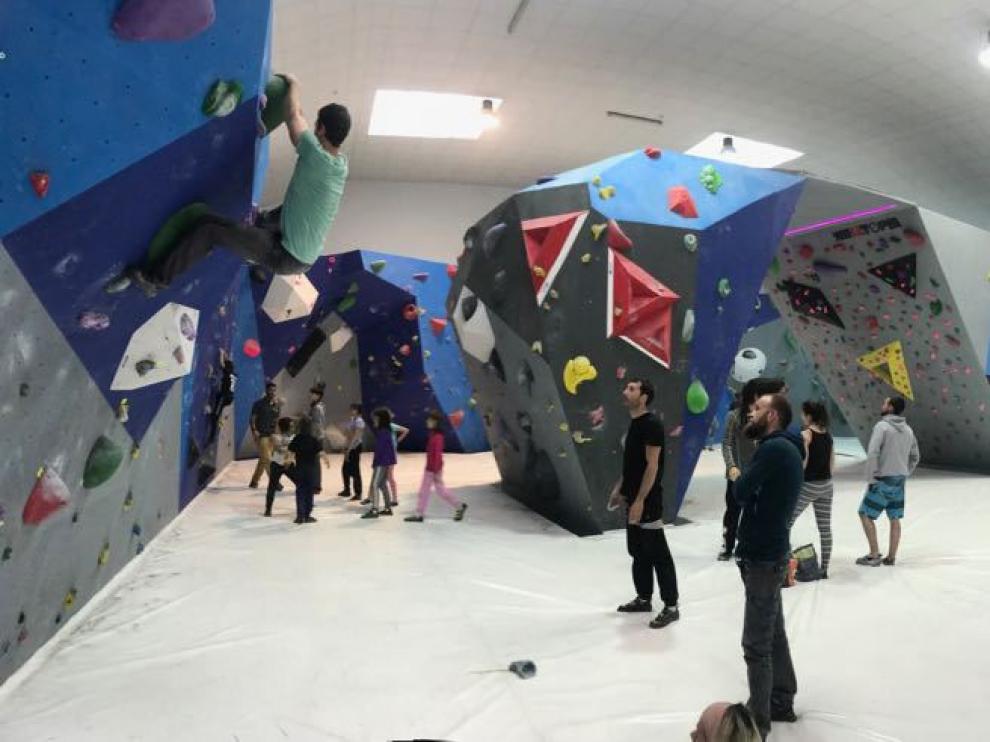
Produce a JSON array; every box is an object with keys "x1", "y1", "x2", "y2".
[
  {"x1": 563, "y1": 355, "x2": 598, "y2": 394},
  {"x1": 591, "y1": 222, "x2": 607, "y2": 240},
  {"x1": 572, "y1": 431, "x2": 592, "y2": 444},
  {"x1": 580, "y1": 253, "x2": 592, "y2": 264},
  {"x1": 532, "y1": 265, "x2": 546, "y2": 278},
  {"x1": 98, "y1": 543, "x2": 110, "y2": 566},
  {"x1": 591, "y1": 175, "x2": 602, "y2": 186},
  {"x1": 559, "y1": 422, "x2": 570, "y2": 432},
  {"x1": 598, "y1": 185, "x2": 616, "y2": 200},
  {"x1": 36, "y1": 466, "x2": 45, "y2": 479},
  {"x1": 63, "y1": 589, "x2": 77, "y2": 609},
  {"x1": 131, "y1": 445, "x2": 140, "y2": 460},
  {"x1": 532, "y1": 341, "x2": 543, "y2": 354}
]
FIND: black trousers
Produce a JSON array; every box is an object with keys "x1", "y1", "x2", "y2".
[
  {"x1": 341, "y1": 445, "x2": 362, "y2": 496},
  {"x1": 265, "y1": 462, "x2": 297, "y2": 514},
  {"x1": 738, "y1": 559, "x2": 798, "y2": 740},
  {"x1": 147, "y1": 209, "x2": 307, "y2": 286},
  {"x1": 207, "y1": 391, "x2": 234, "y2": 443},
  {"x1": 722, "y1": 480, "x2": 742, "y2": 554},
  {"x1": 625, "y1": 526, "x2": 679, "y2": 606},
  {"x1": 296, "y1": 480, "x2": 315, "y2": 520}
]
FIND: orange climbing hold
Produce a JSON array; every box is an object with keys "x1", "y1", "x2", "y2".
[
  {"x1": 667, "y1": 186, "x2": 698, "y2": 219},
  {"x1": 448, "y1": 409, "x2": 465, "y2": 428},
  {"x1": 23, "y1": 468, "x2": 72, "y2": 525},
  {"x1": 446, "y1": 264, "x2": 458, "y2": 279},
  {"x1": 429, "y1": 317, "x2": 448, "y2": 335},
  {"x1": 644, "y1": 146, "x2": 662, "y2": 159}
]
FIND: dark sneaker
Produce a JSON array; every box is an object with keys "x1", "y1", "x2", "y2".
[
  {"x1": 389, "y1": 500, "x2": 398, "y2": 507},
  {"x1": 717, "y1": 550, "x2": 733, "y2": 561},
  {"x1": 617, "y1": 597, "x2": 652, "y2": 613},
  {"x1": 380, "y1": 508, "x2": 393, "y2": 516},
  {"x1": 453, "y1": 503, "x2": 468, "y2": 522},
  {"x1": 349, "y1": 493, "x2": 361, "y2": 501},
  {"x1": 360, "y1": 498, "x2": 371, "y2": 505},
  {"x1": 263, "y1": 511, "x2": 272, "y2": 517},
  {"x1": 304, "y1": 516, "x2": 317, "y2": 523},
  {"x1": 404, "y1": 514, "x2": 424, "y2": 522},
  {"x1": 650, "y1": 606, "x2": 680, "y2": 629},
  {"x1": 856, "y1": 554, "x2": 883, "y2": 567},
  {"x1": 820, "y1": 569, "x2": 828, "y2": 579},
  {"x1": 771, "y1": 708, "x2": 798, "y2": 723},
  {"x1": 337, "y1": 490, "x2": 350, "y2": 498},
  {"x1": 293, "y1": 517, "x2": 303, "y2": 524},
  {"x1": 249, "y1": 481, "x2": 259, "y2": 489},
  {"x1": 275, "y1": 483, "x2": 284, "y2": 492},
  {"x1": 360, "y1": 509, "x2": 379, "y2": 519}
]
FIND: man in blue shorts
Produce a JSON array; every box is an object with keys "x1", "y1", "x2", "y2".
[{"x1": 856, "y1": 396, "x2": 920, "y2": 567}]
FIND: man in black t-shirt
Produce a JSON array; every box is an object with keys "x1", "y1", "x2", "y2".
[{"x1": 608, "y1": 378, "x2": 680, "y2": 629}]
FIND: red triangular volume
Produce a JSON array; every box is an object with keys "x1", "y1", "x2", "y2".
[
  {"x1": 606, "y1": 219, "x2": 633, "y2": 252},
  {"x1": 609, "y1": 252, "x2": 680, "y2": 367},
  {"x1": 667, "y1": 185, "x2": 698, "y2": 218},
  {"x1": 521, "y1": 211, "x2": 589, "y2": 304},
  {"x1": 868, "y1": 253, "x2": 917, "y2": 298},
  {"x1": 23, "y1": 468, "x2": 72, "y2": 525}
]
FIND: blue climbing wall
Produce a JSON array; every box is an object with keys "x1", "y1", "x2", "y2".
[{"x1": 0, "y1": 0, "x2": 274, "y2": 686}]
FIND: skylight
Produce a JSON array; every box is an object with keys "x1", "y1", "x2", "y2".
[
  {"x1": 368, "y1": 90, "x2": 502, "y2": 140},
  {"x1": 686, "y1": 132, "x2": 803, "y2": 169}
]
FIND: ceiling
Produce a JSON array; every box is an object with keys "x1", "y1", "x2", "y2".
[{"x1": 267, "y1": 0, "x2": 990, "y2": 229}]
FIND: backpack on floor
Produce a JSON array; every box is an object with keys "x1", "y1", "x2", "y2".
[{"x1": 792, "y1": 543, "x2": 821, "y2": 582}]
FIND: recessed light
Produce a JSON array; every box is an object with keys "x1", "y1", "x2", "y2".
[
  {"x1": 368, "y1": 90, "x2": 502, "y2": 140},
  {"x1": 687, "y1": 132, "x2": 803, "y2": 168}
]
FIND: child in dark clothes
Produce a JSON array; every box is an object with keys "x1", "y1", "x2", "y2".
[
  {"x1": 264, "y1": 417, "x2": 296, "y2": 517},
  {"x1": 290, "y1": 418, "x2": 323, "y2": 524}
]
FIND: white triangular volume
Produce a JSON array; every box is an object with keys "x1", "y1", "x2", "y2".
[
  {"x1": 453, "y1": 286, "x2": 495, "y2": 363},
  {"x1": 329, "y1": 324, "x2": 354, "y2": 353},
  {"x1": 111, "y1": 303, "x2": 200, "y2": 391},
  {"x1": 261, "y1": 274, "x2": 319, "y2": 323}
]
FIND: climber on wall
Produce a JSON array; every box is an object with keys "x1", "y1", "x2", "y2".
[{"x1": 108, "y1": 74, "x2": 351, "y2": 296}]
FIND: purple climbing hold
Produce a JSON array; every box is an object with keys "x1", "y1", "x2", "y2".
[
  {"x1": 412, "y1": 272, "x2": 429, "y2": 282},
  {"x1": 78, "y1": 311, "x2": 110, "y2": 331},
  {"x1": 112, "y1": 0, "x2": 216, "y2": 42}
]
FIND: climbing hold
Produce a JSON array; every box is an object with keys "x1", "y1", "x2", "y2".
[
  {"x1": 448, "y1": 410, "x2": 465, "y2": 428},
  {"x1": 78, "y1": 311, "x2": 110, "y2": 331},
  {"x1": 97, "y1": 542, "x2": 110, "y2": 567},
  {"x1": 336, "y1": 294, "x2": 357, "y2": 313},
  {"x1": 681, "y1": 309, "x2": 695, "y2": 343},
  {"x1": 606, "y1": 219, "x2": 633, "y2": 251},
  {"x1": 402, "y1": 303, "x2": 419, "y2": 322},
  {"x1": 468, "y1": 398, "x2": 477, "y2": 408},
  {"x1": 563, "y1": 356, "x2": 598, "y2": 394},
  {"x1": 686, "y1": 378, "x2": 710, "y2": 414},
  {"x1": 580, "y1": 253, "x2": 592, "y2": 264},
  {"x1": 430, "y1": 318, "x2": 448, "y2": 336},
  {"x1": 132, "y1": 523, "x2": 142, "y2": 537},
  {"x1": 446, "y1": 264, "x2": 458, "y2": 279},
  {"x1": 558, "y1": 422, "x2": 570, "y2": 432},
  {"x1": 508, "y1": 660, "x2": 537, "y2": 679},
  {"x1": 572, "y1": 431, "x2": 592, "y2": 444},
  {"x1": 531, "y1": 341, "x2": 543, "y2": 354},
  {"x1": 812, "y1": 259, "x2": 847, "y2": 275},
  {"x1": 590, "y1": 223, "x2": 608, "y2": 241},
  {"x1": 770, "y1": 256, "x2": 781, "y2": 276},
  {"x1": 929, "y1": 299, "x2": 943, "y2": 316},
  {"x1": 591, "y1": 176, "x2": 602, "y2": 186},
  {"x1": 18, "y1": 383, "x2": 29, "y2": 397},
  {"x1": 683, "y1": 234, "x2": 698, "y2": 252},
  {"x1": 202, "y1": 79, "x2": 244, "y2": 118},
  {"x1": 399, "y1": 344, "x2": 412, "y2": 357},
  {"x1": 598, "y1": 185, "x2": 616, "y2": 200},
  {"x1": 123, "y1": 491, "x2": 134, "y2": 510},
  {"x1": 412, "y1": 272, "x2": 429, "y2": 282},
  {"x1": 259, "y1": 75, "x2": 290, "y2": 133},
  {"x1": 644, "y1": 146, "x2": 662, "y2": 159},
  {"x1": 369, "y1": 259, "x2": 387, "y2": 274},
  {"x1": 482, "y1": 222, "x2": 508, "y2": 256},
  {"x1": 112, "y1": 0, "x2": 216, "y2": 41},
  {"x1": 588, "y1": 406, "x2": 606, "y2": 430},
  {"x1": 549, "y1": 288, "x2": 559, "y2": 300},
  {"x1": 699, "y1": 164, "x2": 723, "y2": 194},
  {"x1": 858, "y1": 340, "x2": 914, "y2": 400},
  {"x1": 83, "y1": 436, "x2": 125, "y2": 489},
  {"x1": 131, "y1": 444, "x2": 140, "y2": 460},
  {"x1": 717, "y1": 278, "x2": 732, "y2": 298},
  {"x1": 903, "y1": 228, "x2": 925, "y2": 246},
  {"x1": 117, "y1": 399, "x2": 129, "y2": 422},
  {"x1": 668, "y1": 186, "x2": 698, "y2": 218},
  {"x1": 63, "y1": 588, "x2": 77, "y2": 610},
  {"x1": 29, "y1": 171, "x2": 50, "y2": 198},
  {"x1": 536, "y1": 176, "x2": 557, "y2": 185},
  {"x1": 134, "y1": 358, "x2": 156, "y2": 376},
  {"x1": 2, "y1": 546, "x2": 12, "y2": 562},
  {"x1": 669, "y1": 425, "x2": 683, "y2": 438},
  {"x1": 262, "y1": 274, "x2": 319, "y2": 323},
  {"x1": 531, "y1": 265, "x2": 546, "y2": 278},
  {"x1": 423, "y1": 350, "x2": 432, "y2": 359},
  {"x1": 616, "y1": 365, "x2": 627, "y2": 380},
  {"x1": 22, "y1": 468, "x2": 72, "y2": 525},
  {"x1": 798, "y1": 244, "x2": 814, "y2": 260}
]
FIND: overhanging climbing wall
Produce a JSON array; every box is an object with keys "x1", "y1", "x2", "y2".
[
  {"x1": 238, "y1": 250, "x2": 488, "y2": 455},
  {"x1": 767, "y1": 177, "x2": 990, "y2": 471},
  {"x1": 449, "y1": 149, "x2": 803, "y2": 535},
  {"x1": 0, "y1": 0, "x2": 273, "y2": 685}
]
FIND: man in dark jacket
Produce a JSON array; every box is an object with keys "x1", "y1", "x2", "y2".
[{"x1": 733, "y1": 393, "x2": 804, "y2": 740}]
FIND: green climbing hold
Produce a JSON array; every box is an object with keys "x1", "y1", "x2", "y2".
[
  {"x1": 83, "y1": 436, "x2": 124, "y2": 489},
  {"x1": 686, "y1": 379, "x2": 710, "y2": 415},
  {"x1": 146, "y1": 202, "x2": 211, "y2": 265},
  {"x1": 699, "y1": 164, "x2": 723, "y2": 194},
  {"x1": 370, "y1": 260, "x2": 387, "y2": 274},
  {"x1": 929, "y1": 299, "x2": 943, "y2": 316},
  {"x1": 347, "y1": 281, "x2": 359, "y2": 294},
  {"x1": 260, "y1": 74, "x2": 289, "y2": 133},
  {"x1": 717, "y1": 278, "x2": 732, "y2": 299},
  {"x1": 337, "y1": 295, "x2": 357, "y2": 313},
  {"x1": 770, "y1": 256, "x2": 781, "y2": 276},
  {"x1": 202, "y1": 79, "x2": 244, "y2": 117}
]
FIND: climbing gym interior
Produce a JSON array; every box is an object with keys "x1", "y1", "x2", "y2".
[{"x1": 1, "y1": 2, "x2": 989, "y2": 741}]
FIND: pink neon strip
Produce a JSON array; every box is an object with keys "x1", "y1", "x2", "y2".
[{"x1": 784, "y1": 203, "x2": 899, "y2": 237}]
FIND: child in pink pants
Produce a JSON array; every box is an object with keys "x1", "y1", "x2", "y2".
[{"x1": 405, "y1": 411, "x2": 467, "y2": 523}]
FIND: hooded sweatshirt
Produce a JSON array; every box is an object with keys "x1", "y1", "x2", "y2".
[
  {"x1": 733, "y1": 429, "x2": 805, "y2": 561},
  {"x1": 866, "y1": 415, "x2": 920, "y2": 482}
]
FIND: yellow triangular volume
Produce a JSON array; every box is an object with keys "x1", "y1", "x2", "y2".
[{"x1": 857, "y1": 340, "x2": 914, "y2": 400}]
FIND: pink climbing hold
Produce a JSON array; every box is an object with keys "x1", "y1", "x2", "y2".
[
  {"x1": 242, "y1": 339, "x2": 261, "y2": 358},
  {"x1": 644, "y1": 146, "x2": 662, "y2": 159},
  {"x1": 798, "y1": 244, "x2": 814, "y2": 260},
  {"x1": 903, "y1": 228, "x2": 925, "y2": 246},
  {"x1": 23, "y1": 468, "x2": 71, "y2": 525},
  {"x1": 399, "y1": 344, "x2": 412, "y2": 357},
  {"x1": 429, "y1": 317, "x2": 448, "y2": 336},
  {"x1": 606, "y1": 219, "x2": 633, "y2": 252},
  {"x1": 446, "y1": 264, "x2": 458, "y2": 279},
  {"x1": 403, "y1": 303, "x2": 419, "y2": 322},
  {"x1": 448, "y1": 409, "x2": 465, "y2": 428},
  {"x1": 112, "y1": 0, "x2": 216, "y2": 42},
  {"x1": 667, "y1": 186, "x2": 698, "y2": 219}
]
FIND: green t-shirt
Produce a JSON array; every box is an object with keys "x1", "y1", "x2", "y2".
[{"x1": 280, "y1": 130, "x2": 348, "y2": 265}]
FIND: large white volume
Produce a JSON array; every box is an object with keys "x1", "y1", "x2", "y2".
[
  {"x1": 262, "y1": 274, "x2": 318, "y2": 323},
  {"x1": 111, "y1": 303, "x2": 200, "y2": 391}
]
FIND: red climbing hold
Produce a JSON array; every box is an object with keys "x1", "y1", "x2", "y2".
[
  {"x1": 399, "y1": 344, "x2": 412, "y2": 357},
  {"x1": 29, "y1": 171, "x2": 50, "y2": 198},
  {"x1": 903, "y1": 228, "x2": 925, "y2": 247},
  {"x1": 667, "y1": 186, "x2": 698, "y2": 219},
  {"x1": 403, "y1": 303, "x2": 419, "y2": 322},
  {"x1": 644, "y1": 146, "x2": 662, "y2": 159},
  {"x1": 242, "y1": 339, "x2": 261, "y2": 358},
  {"x1": 23, "y1": 468, "x2": 72, "y2": 525},
  {"x1": 606, "y1": 219, "x2": 633, "y2": 252},
  {"x1": 798, "y1": 244, "x2": 814, "y2": 260},
  {"x1": 429, "y1": 317, "x2": 448, "y2": 336},
  {"x1": 448, "y1": 409, "x2": 465, "y2": 428},
  {"x1": 446, "y1": 264, "x2": 458, "y2": 279}
]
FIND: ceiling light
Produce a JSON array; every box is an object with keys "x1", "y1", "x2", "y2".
[
  {"x1": 979, "y1": 31, "x2": 990, "y2": 68},
  {"x1": 686, "y1": 132, "x2": 803, "y2": 168},
  {"x1": 368, "y1": 90, "x2": 502, "y2": 139}
]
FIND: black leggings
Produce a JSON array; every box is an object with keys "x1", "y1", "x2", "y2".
[
  {"x1": 147, "y1": 209, "x2": 308, "y2": 286},
  {"x1": 626, "y1": 525, "x2": 679, "y2": 606},
  {"x1": 723, "y1": 479, "x2": 742, "y2": 553},
  {"x1": 341, "y1": 446, "x2": 362, "y2": 496}
]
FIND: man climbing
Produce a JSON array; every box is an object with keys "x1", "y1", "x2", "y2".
[{"x1": 109, "y1": 74, "x2": 350, "y2": 295}]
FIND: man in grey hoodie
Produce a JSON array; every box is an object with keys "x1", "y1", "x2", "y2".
[{"x1": 856, "y1": 396, "x2": 920, "y2": 567}]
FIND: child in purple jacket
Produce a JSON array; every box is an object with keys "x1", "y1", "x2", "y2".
[{"x1": 361, "y1": 408, "x2": 397, "y2": 519}]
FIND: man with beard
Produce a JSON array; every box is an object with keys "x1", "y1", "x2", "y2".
[{"x1": 732, "y1": 393, "x2": 804, "y2": 739}]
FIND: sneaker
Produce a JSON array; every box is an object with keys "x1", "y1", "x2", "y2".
[
  {"x1": 337, "y1": 490, "x2": 351, "y2": 498},
  {"x1": 293, "y1": 517, "x2": 303, "y2": 524},
  {"x1": 360, "y1": 498, "x2": 371, "y2": 505},
  {"x1": 404, "y1": 514, "x2": 424, "y2": 522},
  {"x1": 856, "y1": 553, "x2": 883, "y2": 566},
  {"x1": 650, "y1": 606, "x2": 680, "y2": 629},
  {"x1": 249, "y1": 481, "x2": 259, "y2": 489},
  {"x1": 380, "y1": 508, "x2": 393, "y2": 516},
  {"x1": 389, "y1": 500, "x2": 398, "y2": 507},
  {"x1": 360, "y1": 509, "x2": 379, "y2": 519},
  {"x1": 717, "y1": 550, "x2": 733, "y2": 561},
  {"x1": 770, "y1": 708, "x2": 798, "y2": 723},
  {"x1": 304, "y1": 516, "x2": 317, "y2": 523},
  {"x1": 263, "y1": 511, "x2": 272, "y2": 517},
  {"x1": 453, "y1": 503, "x2": 468, "y2": 522},
  {"x1": 617, "y1": 597, "x2": 652, "y2": 613},
  {"x1": 882, "y1": 557, "x2": 896, "y2": 566},
  {"x1": 275, "y1": 483, "x2": 284, "y2": 492},
  {"x1": 349, "y1": 493, "x2": 361, "y2": 501},
  {"x1": 820, "y1": 569, "x2": 828, "y2": 580},
  {"x1": 314, "y1": 489, "x2": 322, "y2": 495}
]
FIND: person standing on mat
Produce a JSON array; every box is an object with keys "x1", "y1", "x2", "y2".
[
  {"x1": 339, "y1": 403, "x2": 365, "y2": 501},
  {"x1": 361, "y1": 408, "x2": 397, "y2": 519},
  {"x1": 788, "y1": 401, "x2": 835, "y2": 579},
  {"x1": 115, "y1": 74, "x2": 350, "y2": 295},
  {"x1": 289, "y1": 418, "x2": 323, "y2": 524},
  {"x1": 264, "y1": 417, "x2": 296, "y2": 517},
  {"x1": 405, "y1": 411, "x2": 467, "y2": 523},
  {"x1": 305, "y1": 382, "x2": 328, "y2": 494},
  {"x1": 249, "y1": 381, "x2": 282, "y2": 489},
  {"x1": 856, "y1": 396, "x2": 920, "y2": 567},
  {"x1": 733, "y1": 393, "x2": 803, "y2": 739},
  {"x1": 386, "y1": 413, "x2": 410, "y2": 507},
  {"x1": 609, "y1": 378, "x2": 680, "y2": 630}
]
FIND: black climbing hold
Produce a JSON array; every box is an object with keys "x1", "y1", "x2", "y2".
[
  {"x1": 487, "y1": 349, "x2": 506, "y2": 383},
  {"x1": 286, "y1": 327, "x2": 328, "y2": 378},
  {"x1": 17, "y1": 611, "x2": 25, "y2": 624},
  {"x1": 1, "y1": 546, "x2": 12, "y2": 561},
  {"x1": 135, "y1": 358, "x2": 156, "y2": 376},
  {"x1": 508, "y1": 659, "x2": 537, "y2": 679},
  {"x1": 249, "y1": 265, "x2": 269, "y2": 284},
  {"x1": 481, "y1": 222, "x2": 507, "y2": 257},
  {"x1": 517, "y1": 412, "x2": 533, "y2": 434},
  {"x1": 19, "y1": 383, "x2": 29, "y2": 397},
  {"x1": 461, "y1": 293, "x2": 479, "y2": 322}
]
